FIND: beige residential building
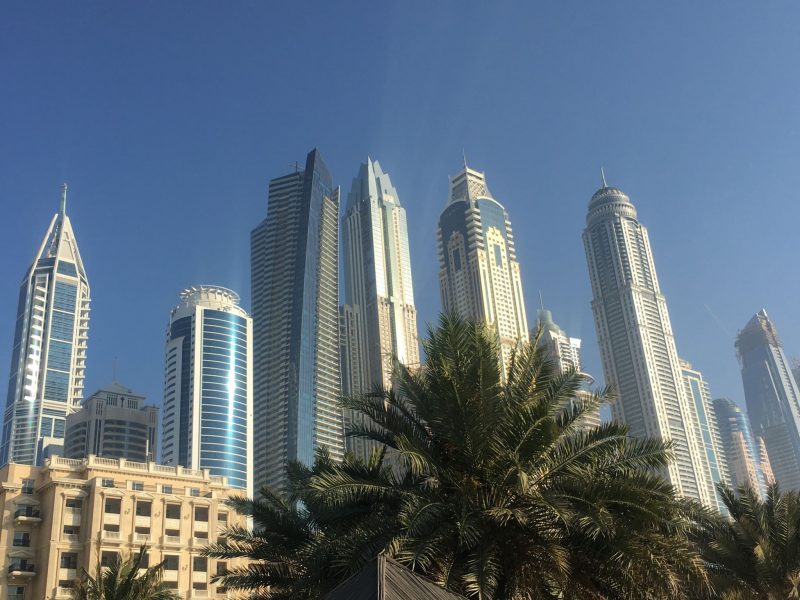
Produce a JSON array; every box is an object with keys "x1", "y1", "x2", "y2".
[{"x1": 0, "y1": 455, "x2": 247, "y2": 600}]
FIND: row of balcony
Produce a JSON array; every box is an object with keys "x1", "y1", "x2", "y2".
[{"x1": 101, "y1": 530, "x2": 216, "y2": 547}]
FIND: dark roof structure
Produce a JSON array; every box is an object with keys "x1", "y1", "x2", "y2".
[{"x1": 324, "y1": 556, "x2": 466, "y2": 600}]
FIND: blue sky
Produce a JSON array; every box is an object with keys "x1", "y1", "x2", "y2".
[{"x1": 2, "y1": 2, "x2": 799, "y2": 411}]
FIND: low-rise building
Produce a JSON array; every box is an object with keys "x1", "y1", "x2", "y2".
[{"x1": 0, "y1": 454, "x2": 246, "y2": 599}]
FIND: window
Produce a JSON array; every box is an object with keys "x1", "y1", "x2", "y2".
[
  {"x1": 134, "y1": 526, "x2": 150, "y2": 535},
  {"x1": 58, "y1": 580, "x2": 75, "y2": 589},
  {"x1": 188, "y1": 487, "x2": 200, "y2": 497},
  {"x1": 218, "y1": 511, "x2": 228, "y2": 524},
  {"x1": 216, "y1": 561, "x2": 228, "y2": 577},
  {"x1": 13, "y1": 532, "x2": 30, "y2": 547},
  {"x1": 138, "y1": 551, "x2": 149, "y2": 568},
  {"x1": 192, "y1": 583, "x2": 207, "y2": 591},
  {"x1": 165, "y1": 504, "x2": 181, "y2": 519},
  {"x1": 131, "y1": 481, "x2": 144, "y2": 492},
  {"x1": 161, "y1": 484, "x2": 173, "y2": 494},
  {"x1": 66, "y1": 498, "x2": 82, "y2": 510},
  {"x1": 165, "y1": 528, "x2": 180, "y2": 537},
  {"x1": 63, "y1": 525, "x2": 80, "y2": 536},
  {"x1": 194, "y1": 531, "x2": 208, "y2": 540},
  {"x1": 21, "y1": 478, "x2": 35, "y2": 494},
  {"x1": 104, "y1": 498, "x2": 121, "y2": 514},
  {"x1": 135, "y1": 501, "x2": 151, "y2": 517},
  {"x1": 100, "y1": 551, "x2": 118, "y2": 568},
  {"x1": 194, "y1": 506, "x2": 209, "y2": 522},
  {"x1": 60, "y1": 553, "x2": 78, "y2": 569},
  {"x1": 162, "y1": 582, "x2": 178, "y2": 590},
  {"x1": 163, "y1": 555, "x2": 179, "y2": 571},
  {"x1": 101, "y1": 478, "x2": 114, "y2": 488},
  {"x1": 193, "y1": 557, "x2": 207, "y2": 572}
]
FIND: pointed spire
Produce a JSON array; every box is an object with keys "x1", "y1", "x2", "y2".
[
  {"x1": 539, "y1": 290, "x2": 545, "y2": 311},
  {"x1": 60, "y1": 182, "x2": 67, "y2": 216},
  {"x1": 600, "y1": 167, "x2": 607, "y2": 188},
  {"x1": 462, "y1": 148, "x2": 468, "y2": 171}
]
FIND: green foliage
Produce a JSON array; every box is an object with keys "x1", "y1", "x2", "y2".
[
  {"x1": 73, "y1": 546, "x2": 179, "y2": 600},
  {"x1": 697, "y1": 483, "x2": 800, "y2": 599},
  {"x1": 207, "y1": 313, "x2": 708, "y2": 599}
]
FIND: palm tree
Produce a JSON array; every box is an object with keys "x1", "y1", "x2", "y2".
[
  {"x1": 698, "y1": 483, "x2": 800, "y2": 599},
  {"x1": 73, "y1": 546, "x2": 179, "y2": 600},
  {"x1": 207, "y1": 313, "x2": 707, "y2": 599}
]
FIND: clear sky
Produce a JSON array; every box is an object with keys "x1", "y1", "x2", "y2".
[{"x1": 2, "y1": 2, "x2": 799, "y2": 413}]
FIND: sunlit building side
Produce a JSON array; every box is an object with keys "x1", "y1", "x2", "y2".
[{"x1": 713, "y1": 397, "x2": 771, "y2": 498}]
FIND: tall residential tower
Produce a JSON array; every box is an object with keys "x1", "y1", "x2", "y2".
[
  {"x1": 2, "y1": 185, "x2": 90, "y2": 465},
  {"x1": 251, "y1": 149, "x2": 344, "y2": 493},
  {"x1": 583, "y1": 176, "x2": 719, "y2": 507},
  {"x1": 162, "y1": 286, "x2": 253, "y2": 495},
  {"x1": 340, "y1": 159, "x2": 419, "y2": 460},
  {"x1": 437, "y1": 164, "x2": 528, "y2": 375},
  {"x1": 736, "y1": 310, "x2": 800, "y2": 489}
]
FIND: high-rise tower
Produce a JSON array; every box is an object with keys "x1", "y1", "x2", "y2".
[
  {"x1": 251, "y1": 149, "x2": 344, "y2": 493},
  {"x1": 680, "y1": 359, "x2": 729, "y2": 511},
  {"x1": 736, "y1": 310, "x2": 800, "y2": 489},
  {"x1": 162, "y1": 286, "x2": 253, "y2": 495},
  {"x1": 583, "y1": 176, "x2": 718, "y2": 507},
  {"x1": 437, "y1": 163, "x2": 528, "y2": 375},
  {"x1": 340, "y1": 159, "x2": 419, "y2": 460},
  {"x1": 713, "y1": 397, "x2": 772, "y2": 498},
  {"x1": 2, "y1": 185, "x2": 90, "y2": 465}
]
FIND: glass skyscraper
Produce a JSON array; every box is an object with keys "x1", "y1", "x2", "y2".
[
  {"x1": 583, "y1": 177, "x2": 719, "y2": 508},
  {"x1": 736, "y1": 309, "x2": 800, "y2": 489},
  {"x1": 713, "y1": 397, "x2": 772, "y2": 498},
  {"x1": 340, "y1": 159, "x2": 420, "y2": 461},
  {"x1": 2, "y1": 185, "x2": 90, "y2": 465},
  {"x1": 437, "y1": 163, "x2": 529, "y2": 377},
  {"x1": 251, "y1": 149, "x2": 344, "y2": 493},
  {"x1": 162, "y1": 286, "x2": 253, "y2": 495}
]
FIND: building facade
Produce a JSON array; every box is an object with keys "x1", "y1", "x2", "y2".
[
  {"x1": 0, "y1": 455, "x2": 245, "y2": 600},
  {"x1": 583, "y1": 178, "x2": 719, "y2": 507},
  {"x1": 340, "y1": 159, "x2": 420, "y2": 460},
  {"x1": 736, "y1": 310, "x2": 800, "y2": 489},
  {"x1": 437, "y1": 164, "x2": 529, "y2": 376},
  {"x1": 250, "y1": 149, "x2": 344, "y2": 493},
  {"x1": 713, "y1": 397, "x2": 772, "y2": 498},
  {"x1": 535, "y1": 308, "x2": 600, "y2": 428},
  {"x1": 679, "y1": 359, "x2": 729, "y2": 511},
  {"x1": 2, "y1": 185, "x2": 90, "y2": 467},
  {"x1": 64, "y1": 383, "x2": 158, "y2": 463},
  {"x1": 162, "y1": 287, "x2": 252, "y2": 496}
]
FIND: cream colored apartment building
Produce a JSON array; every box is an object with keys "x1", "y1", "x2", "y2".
[{"x1": 0, "y1": 454, "x2": 247, "y2": 600}]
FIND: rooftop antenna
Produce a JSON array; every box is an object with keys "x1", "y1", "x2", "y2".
[
  {"x1": 462, "y1": 148, "x2": 468, "y2": 171},
  {"x1": 60, "y1": 182, "x2": 67, "y2": 215},
  {"x1": 600, "y1": 167, "x2": 608, "y2": 188},
  {"x1": 539, "y1": 290, "x2": 545, "y2": 311}
]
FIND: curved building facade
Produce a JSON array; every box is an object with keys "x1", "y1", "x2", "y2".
[
  {"x1": 583, "y1": 179, "x2": 721, "y2": 509},
  {"x1": 714, "y1": 397, "x2": 772, "y2": 498},
  {"x1": 162, "y1": 286, "x2": 252, "y2": 495},
  {"x1": 437, "y1": 164, "x2": 528, "y2": 376},
  {"x1": 2, "y1": 185, "x2": 90, "y2": 466}
]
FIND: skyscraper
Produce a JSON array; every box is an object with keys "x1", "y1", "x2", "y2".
[
  {"x1": 680, "y1": 359, "x2": 729, "y2": 511},
  {"x1": 2, "y1": 185, "x2": 90, "y2": 466},
  {"x1": 535, "y1": 308, "x2": 600, "y2": 427},
  {"x1": 162, "y1": 286, "x2": 253, "y2": 495},
  {"x1": 251, "y1": 149, "x2": 344, "y2": 493},
  {"x1": 583, "y1": 176, "x2": 718, "y2": 507},
  {"x1": 64, "y1": 382, "x2": 158, "y2": 462},
  {"x1": 340, "y1": 159, "x2": 420, "y2": 460},
  {"x1": 736, "y1": 309, "x2": 800, "y2": 489},
  {"x1": 713, "y1": 397, "x2": 771, "y2": 498},
  {"x1": 437, "y1": 163, "x2": 529, "y2": 376}
]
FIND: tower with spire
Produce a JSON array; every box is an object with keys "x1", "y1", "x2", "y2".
[
  {"x1": 583, "y1": 174, "x2": 724, "y2": 511},
  {"x1": 1, "y1": 185, "x2": 91, "y2": 465},
  {"x1": 437, "y1": 160, "x2": 529, "y2": 377}
]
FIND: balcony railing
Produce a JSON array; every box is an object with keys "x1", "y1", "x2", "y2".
[
  {"x1": 101, "y1": 530, "x2": 121, "y2": 540},
  {"x1": 134, "y1": 533, "x2": 151, "y2": 543},
  {"x1": 56, "y1": 587, "x2": 75, "y2": 598},
  {"x1": 14, "y1": 507, "x2": 41, "y2": 519},
  {"x1": 7, "y1": 563, "x2": 36, "y2": 575},
  {"x1": 163, "y1": 535, "x2": 182, "y2": 544}
]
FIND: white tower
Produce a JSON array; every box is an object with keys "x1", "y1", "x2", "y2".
[
  {"x1": 583, "y1": 176, "x2": 719, "y2": 507},
  {"x1": 437, "y1": 164, "x2": 529, "y2": 377},
  {"x1": 2, "y1": 185, "x2": 90, "y2": 465},
  {"x1": 340, "y1": 159, "x2": 420, "y2": 460}
]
